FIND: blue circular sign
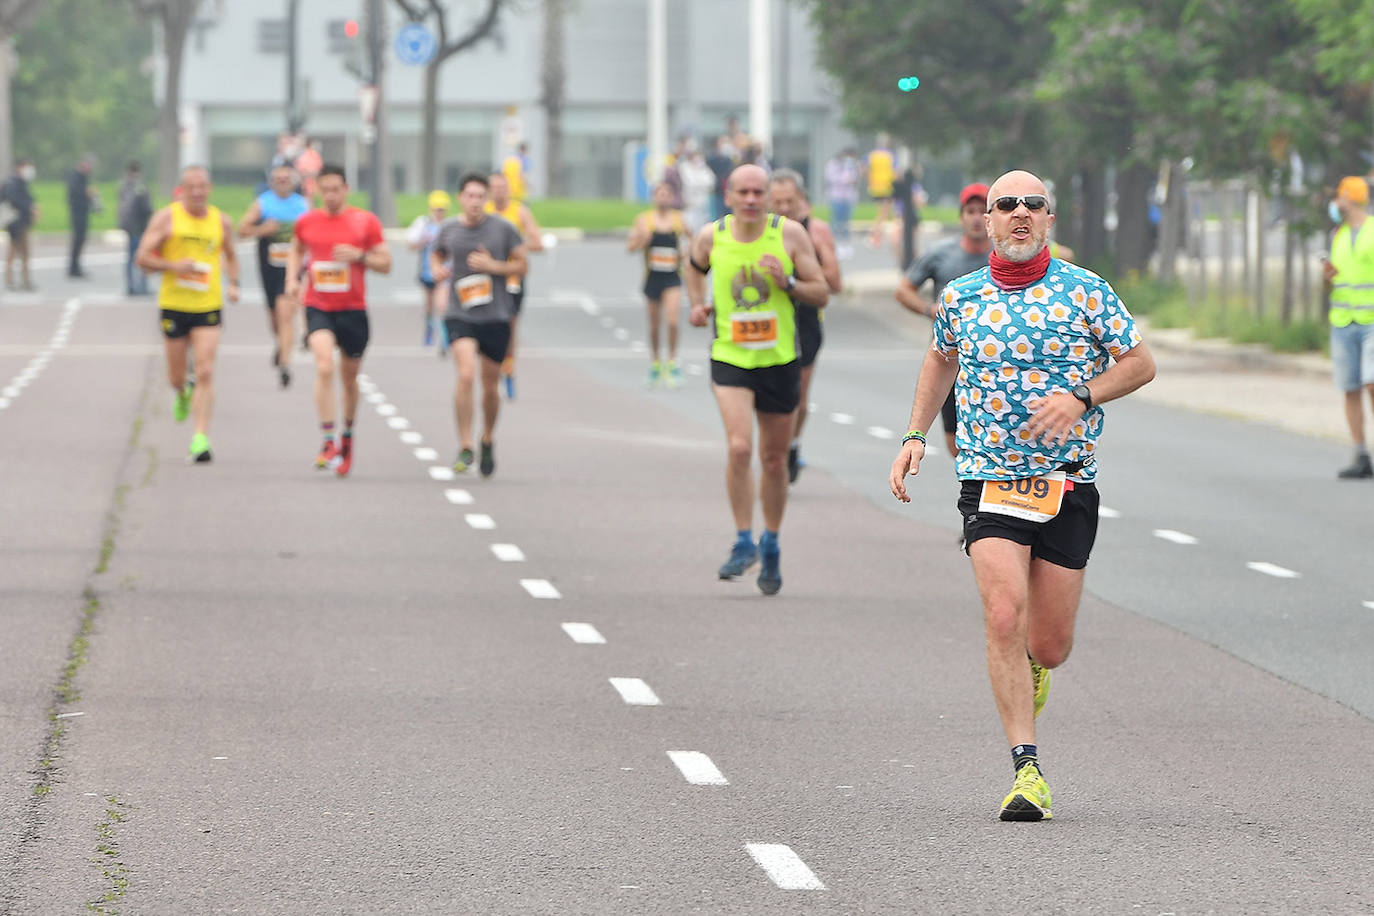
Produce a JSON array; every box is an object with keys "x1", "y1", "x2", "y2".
[{"x1": 395, "y1": 23, "x2": 437, "y2": 66}]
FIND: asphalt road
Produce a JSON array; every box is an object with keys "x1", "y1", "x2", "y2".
[{"x1": 1, "y1": 234, "x2": 1372, "y2": 914}]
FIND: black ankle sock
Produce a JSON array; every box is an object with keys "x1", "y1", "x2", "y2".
[{"x1": 1012, "y1": 744, "x2": 1039, "y2": 772}]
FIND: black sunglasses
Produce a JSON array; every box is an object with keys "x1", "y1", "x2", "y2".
[{"x1": 990, "y1": 194, "x2": 1050, "y2": 213}]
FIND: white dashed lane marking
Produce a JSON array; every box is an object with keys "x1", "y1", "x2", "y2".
[
  {"x1": 561, "y1": 622, "x2": 606, "y2": 644},
  {"x1": 829, "y1": 412, "x2": 854, "y2": 425},
  {"x1": 1247, "y1": 561, "x2": 1300, "y2": 579},
  {"x1": 490, "y1": 543, "x2": 526, "y2": 562},
  {"x1": 667, "y1": 751, "x2": 729, "y2": 786},
  {"x1": 376, "y1": 403, "x2": 398, "y2": 416},
  {"x1": 465, "y1": 513, "x2": 496, "y2": 530},
  {"x1": 387, "y1": 417, "x2": 410, "y2": 429},
  {"x1": 413, "y1": 447, "x2": 439, "y2": 461},
  {"x1": 1099, "y1": 506, "x2": 1121, "y2": 518},
  {"x1": 866, "y1": 425, "x2": 894, "y2": 440},
  {"x1": 519, "y1": 578, "x2": 560, "y2": 599},
  {"x1": 429, "y1": 466, "x2": 455, "y2": 481},
  {"x1": 1152, "y1": 529, "x2": 1198, "y2": 545},
  {"x1": 399, "y1": 431, "x2": 423, "y2": 444},
  {"x1": 608, "y1": 677, "x2": 660, "y2": 706},
  {"x1": 744, "y1": 843, "x2": 826, "y2": 891},
  {"x1": 444, "y1": 488, "x2": 473, "y2": 505},
  {"x1": 1363, "y1": 601, "x2": 1374, "y2": 611}
]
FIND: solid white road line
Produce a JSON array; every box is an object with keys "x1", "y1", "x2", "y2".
[
  {"x1": 519, "y1": 578, "x2": 560, "y2": 598},
  {"x1": 608, "y1": 677, "x2": 660, "y2": 706},
  {"x1": 561, "y1": 622, "x2": 606, "y2": 644},
  {"x1": 465, "y1": 513, "x2": 496, "y2": 530},
  {"x1": 444, "y1": 488, "x2": 473, "y2": 505},
  {"x1": 830, "y1": 412, "x2": 854, "y2": 425},
  {"x1": 744, "y1": 843, "x2": 826, "y2": 891},
  {"x1": 666, "y1": 751, "x2": 729, "y2": 786},
  {"x1": 1152, "y1": 529, "x2": 1198, "y2": 545},
  {"x1": 429, "y1": 466, "x2": 455, "y2": 481},
  {"x1": 490, "y1": 543, "x2": 526, "y2": 562},
  {"x1": 1247, "y1": 561, "x2": 1300, "y2": 579},
  {"x1": 413, "y1": 447, "x2": 439, "y2": 461}
]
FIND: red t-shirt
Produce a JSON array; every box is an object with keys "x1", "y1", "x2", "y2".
[{"x1": 296, "y1": 206, "x2": 385, "y2": 311}]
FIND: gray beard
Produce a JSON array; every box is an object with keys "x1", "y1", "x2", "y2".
[{"x1": 993, "y1": 235, "x2": 1044, "y2": 262}]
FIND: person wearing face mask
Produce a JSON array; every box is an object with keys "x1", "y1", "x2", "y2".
[
  {"x1": 1, "y1": 158, "x2": 38, "y2": 291},
  {"x1": 889, "y1": 169, "x2": 1155, "y2": 822},
  {"x1": 1323, "y1": 176, "x2": 1374, "y2": 479}
]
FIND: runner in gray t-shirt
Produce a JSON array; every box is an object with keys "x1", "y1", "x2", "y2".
[
  {"x1": 895, "y1": 182, "x2": 993, "y2": 457},
  {"x1": 431, "y1": 173, "x2": 528, "y2": 479}
]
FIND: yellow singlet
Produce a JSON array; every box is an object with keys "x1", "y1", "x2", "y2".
[
  {"x1": 484, "y1": 199, "x2": 524, "y2": 238},
  {"x1": 158, "y1": 202, "x2": 224, "y2": 313}
]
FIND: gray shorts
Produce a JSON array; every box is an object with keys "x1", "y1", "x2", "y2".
[{"x1": 1330, "y1": 321, "x2": 1374, "y2": 391}]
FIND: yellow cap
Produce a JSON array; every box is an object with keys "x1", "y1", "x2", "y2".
[
  {"x1": 1338, "y1": 176, "x2": 1369, "y2": 205},
  {"x1": 427, "y1": 190, "x2": 452, "y2": 210}
]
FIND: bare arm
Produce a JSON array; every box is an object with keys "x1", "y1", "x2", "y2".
[
  {"x1": 686, "y1": 223, "x2": 714, "y2": 326},
  {"x1": 520, "y1": 206, "x2": 544, "y2": 253},
  {"x1": 135, "y1": 208, "x2": 177, "y2": 272},
  {"x1": 363, "y1": 239, "x2": 392, "y2": 275},
  {"x1": 220, "y1": 212, "x2": 241, "y2": 301},
  {"x1": 894, "y1": 276, "x2": 937, "y2": 317},
  {"x1": 626, "y1": 213, "x2": 649, "y2": 252},
  {"x1": 780, "y1": 219, "x2": 828, "y2": 308},
  {"x1": 889, "y1": 345, "x2": 961, "y2": 501},
  {"x1": 1026, "y1": 341, "x2": 1156, "y2": 446},
  {"x1": 236, "y1": 200, "x2": 266, "y2": 238},
  {"x1": 285, "y1": 234, "x2": 306, "y2": 298},
  {"x1": 810, "y1": 220, "x2": 843, "y2": 293}
]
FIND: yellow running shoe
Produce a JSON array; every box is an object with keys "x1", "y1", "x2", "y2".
[
  {"x1": 173, "y1": 386, "x2": 191, "y2": 423},
  {"x1": 1032, "y1": 660, "x2": 1050, "y2": 719},
  {"x1": 1000, "y1": 764, "x2": 1052, "y2": 821}
]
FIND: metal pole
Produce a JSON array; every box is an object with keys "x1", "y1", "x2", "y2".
[
  {"x1": 286, "y1": 0, "x2": 300, "y2": 131},
  {"x1": 647, "y1": 0, "x2": 668, "y2": 187},
  {"x1": 366, "y1": 0, "x2": 382, "y2": 211},
  {"x1": 748, "y1": 0, "x2": 772, "y2": 157},
  {"x1": 778, "y1": 0, "x2": 789, "y2": 170}
]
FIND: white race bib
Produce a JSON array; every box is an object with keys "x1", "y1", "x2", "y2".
[
  {"x1": 267, "y1": 242, "x2": 292, "y2": 268},
  {"x1": 977, "y1": 471, "x2": 1069, "y2": 522},
  {"x1": 649, "y1": 246, "x2": 679, "y2": 272},
  {"x1": 505, "y1": 276, "x2": 522, "y2": 294},
  {"x1": 456, "y1": 273, "x2": 494, "y2": 309},
  {"x1": 174, "y1": 261, "x2": 212, "y2": 292},
  {"x1": 310, "y1": 260, "x2": 351, "y2": 293},
  {"x1": 730, "y1": 310, "x2": 779, "y2": 350}
]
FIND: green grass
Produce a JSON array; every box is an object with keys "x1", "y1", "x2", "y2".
[
  {"x1": 24, "y1": 181, "x2": 961, "y2": 234},
  {"x1": 1115, "y1": 276, "x2": 1328, "y2": 354}
]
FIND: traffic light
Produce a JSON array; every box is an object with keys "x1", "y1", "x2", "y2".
[
  {"x1": 898, "y1": 76, "x2": 920, "y2": 91},
  {"x1": 344, "y1": 19, "x2": 359, "y2": 38}
]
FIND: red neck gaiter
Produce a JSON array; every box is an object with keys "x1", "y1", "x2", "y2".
[{"x1": 989, "y1": 246, "x2": 1051, "y2": 290}]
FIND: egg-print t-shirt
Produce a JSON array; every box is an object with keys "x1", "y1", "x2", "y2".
[{"x1": 930, "y1": 258, "x2": 1143, "y2": 483}]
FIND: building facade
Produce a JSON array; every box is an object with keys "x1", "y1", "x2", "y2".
[{"x1": 169, "y1": 0, "x2": 854, "y2": 198}]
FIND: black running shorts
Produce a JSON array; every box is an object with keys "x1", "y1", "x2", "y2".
[
  {"x1": 710, "y1": 359, "x2": 801, "y2": 414},
  {"x1": 445, "y1": 316, "x2": 512, "y2": 364},
  {"x1": 306, "y1": 307, "x2": 370, "y2": 359},
  {"x1": 160, "y1": 308, "x2": 222, "y2": 339},
  {"x1": 957, "y1": 478, "x2": 1100, "y2": 570},
  {"x1": 796, "y1": 304, "x2": 823, "y2": 368},
  {"x1": 643, "y1": 271, "x2": 682, "y2": 302}
]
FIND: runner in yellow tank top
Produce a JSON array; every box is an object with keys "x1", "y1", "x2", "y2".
[
  {"x1": 485, "y1": 172, "x2": 544, "y2": 399},
  {"x1": 685, "y1": 164, "x2": 829, "y2": 596},
  {"x1": 865, "y1": 133, "x2": 896, "y2": 248},
  {"x1": 136, "y1": 165, "x2": 241, "y2": 463}
]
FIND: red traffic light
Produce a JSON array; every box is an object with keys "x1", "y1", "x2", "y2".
[{"x1": 344, "y1": 19, "x2": 360, "y2": 38}]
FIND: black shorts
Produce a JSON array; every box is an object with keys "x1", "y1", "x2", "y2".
[
  {"x1": 445, "y1": 316, "x2": 512, "y2": 364},
  {"x1": 796, "y1": 304, "x2": 823, "y2": 368},
  {"x1": 710, "y1": 359, "x2": 801, "y2": 414},
  {"x1": 420, "y1": 277, "x2": 436, "y2": 291},
  {"x1": 957, "y1": 478, "x2": 1100, "y2": 570},
  {"x1": 160, "y1": 308, "x2": 222, "y2": 339},
  {"x1": 940, "y1": 389, "x2": 957, "y2": 434},
  {"x1": 306, "y1": 307, "x2": 370, "y2": 359},
  {"x1": 643, "y1": 270, "x2": 682, "y2": 301},
  {"x1": 508, "y1": 276, "x2": 527, "y2": 316}
]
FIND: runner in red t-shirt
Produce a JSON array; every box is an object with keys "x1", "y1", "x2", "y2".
[{"x1": 285, "y1": 164, "x2": 391, "y2": 477}]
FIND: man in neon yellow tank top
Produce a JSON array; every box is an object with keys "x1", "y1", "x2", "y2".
[
  {"x1": 686, "y1": 164, "x2": 829, "y2": 595},
  {"x1": 485, "y1": 172, "x2": 544, "y2": 399},
  {"x1": 136, "y1": 165, "x2": 241, "y2": 463}
]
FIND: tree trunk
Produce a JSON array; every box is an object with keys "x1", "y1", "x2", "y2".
[
  {"x1": 1113, "y1": 160, "x2": 1154, "y2": 279},
  {"x1": 1078, "y1": 162, "x2": 1107, "y2": 266},
  {"x1": 421, "y1": 57, "x2": 438, "y2": 191},
  {"x1": 0, "y1": 37, "x2": 13, "y2": 177},
  {"x1": 158, "y1": 4, "x2": 191, "y2": 196},
  {"x1": 1157, "y1": 160, "x2": 1185, "y2": 284},
  {"x1": 541, "y1": 0, "x2": 565, "y2": 196}
]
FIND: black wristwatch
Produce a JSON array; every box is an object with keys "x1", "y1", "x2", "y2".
[{"x1": 1071, "y1": 384, "x2": 1093, "y2": 410}]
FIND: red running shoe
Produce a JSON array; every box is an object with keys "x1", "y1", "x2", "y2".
[
  {"x1": 334, "y1": 436, "x2": 353, "y2": 477},
  {"x1": 315, "y1": 438, "x2": 337, "y2": 469}
]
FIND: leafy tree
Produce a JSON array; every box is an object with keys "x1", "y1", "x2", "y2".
[
  {"x1": 11, "y1": 0, "x2": 155, "y2": 181},
  {"x1": 130, "y1": 0, "x2": 201, "y2": 195}
]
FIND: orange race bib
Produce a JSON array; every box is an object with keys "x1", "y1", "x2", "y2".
[
  {"x1": 267, "y1": 242, "x2": 292, "y2": 268},
  {"x1": 730, "y1": 310, "x2": 778, "y2": 350},
  {"x1": 649, "y1": 246, "x2": 679, "y2": 272},
  {"x1": 174, "y1": 261, "x2": 211, "y2": 292},
  {"x1": 978, "y1": 471, "x2": 1069, "y2": 522},
  {"x1": 310, "y1": 260, "x2": 350, "y2": 293},
  {"x1": 456, "y1": 273, "x2": 494, "y2": 309}
]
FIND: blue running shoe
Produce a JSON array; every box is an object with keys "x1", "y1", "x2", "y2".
[
  {"x1": 718, "y1": 541, "x2": 758, "y2": 579},
  {"x1": 757, "y1": 546, "x2": 781, "y2": 595}
]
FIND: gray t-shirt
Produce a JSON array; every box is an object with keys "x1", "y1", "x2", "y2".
[
  {"x1": 905, "y1": 238, "x2": 990, "y2": 303},
  {"x1": 434, "y1": 214, "x2": 524, "y2": 323}
]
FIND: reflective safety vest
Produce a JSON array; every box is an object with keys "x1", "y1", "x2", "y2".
[{"x1": 1329, "y1": 219, "x2": 1374, "y2": 327}]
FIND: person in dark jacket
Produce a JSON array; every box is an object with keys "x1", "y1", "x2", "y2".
[
  {"x1": 66, "y1": 154, "x2": 97, "y2": 278},
  {"x1": 1, "y1": 158, "x2": 37, "y2": 290},
  {"x1": 118, "y1": 161, "x2": 154, "y2": 295}
]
